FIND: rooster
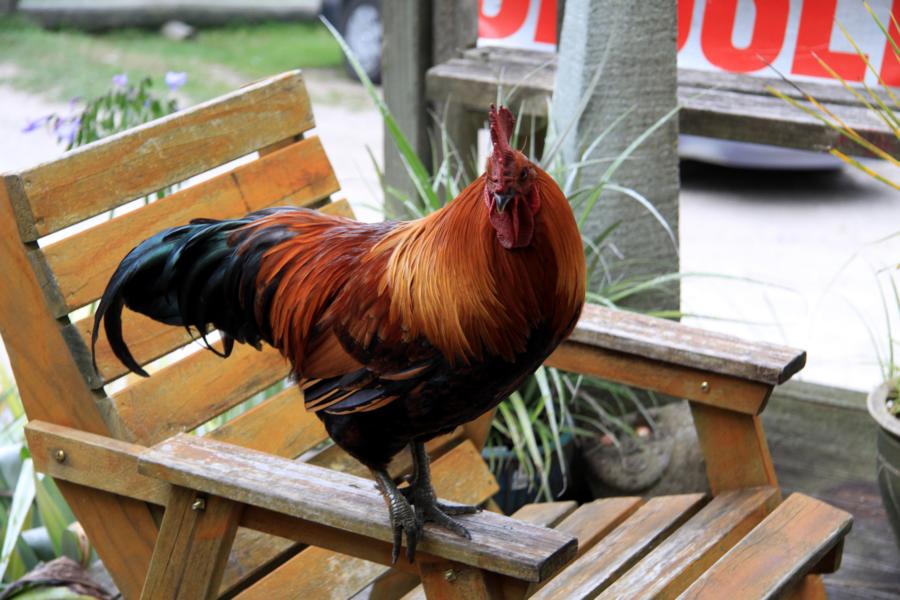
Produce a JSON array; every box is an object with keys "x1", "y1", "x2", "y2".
[{"x1": 93, "y1": 105, "x2": 585, "y2": 562}]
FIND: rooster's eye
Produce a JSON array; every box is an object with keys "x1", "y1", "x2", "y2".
[{"x1": 519, "y1": 169, "x2": 528, "y2": 181}]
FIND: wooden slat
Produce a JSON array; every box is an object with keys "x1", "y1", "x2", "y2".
[
  {"x1": 418, "y1": 559, "x2": 505, "y2": 600},
  {"x1": 545, "y1": 341, "x2": 772, "y2": 415},
  {"x1": 236, "y1": 441, "x2": 498, "y2": 599},
  {"x1": 1, "y1": 183, "x2": 159, "y2": 599},
  {"x1": 531, "y1": 494, "x2": 706, "y2": 600},
  {"x1": 76, "y1": 199, "x2": 353, "y2": 385},
  {"x1": 690, "y1": 403, "x2": 780, "y2": 494},
  {"x1": 42, "y1": 135, "x2": 338, "y2": 315},
  {"x1": 678, "y1": 494, "x2": 852, "y2": 600},
  {"x1": 553, "y1": 497, "x2": 643, "y2": 559},
  {"x1": 5, "y1": 70, "x2": 316, "y2": 241},
  {"x1": 141, "y1": 486, "x2": 243, "y2": 600},
  {"x1": 207, "y1": 386, "x2": 327, "y2": 456},
  {"x1": 107, "y1": 343, "x2": 290, "y2": 444},
  {"x1": 138, "y1": 434, "x2": 576, "y2": 583},
  {"x1": 511, "y1": 502, "x2": 578, "y2": 529},
  {"x1": 425, "y1": 47, "x2": 897, "y2": 158},
  {"x1": 600, "y1": 487, "x2": 779, "y2": 599}
]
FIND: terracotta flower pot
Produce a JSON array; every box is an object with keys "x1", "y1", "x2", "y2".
[{"x1": 868, "y1": 380, "x2": 900, "y2": 552}]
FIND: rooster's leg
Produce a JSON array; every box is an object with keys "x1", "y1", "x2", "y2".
[
  {"x1": 404, "y1": 440, "x2": 481, "y2": 538},
  {"x1": 371, "y1": 468, "x2": 420, "y2": 564}
]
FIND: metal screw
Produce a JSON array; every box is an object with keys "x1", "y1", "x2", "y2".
[
  {"x1": 191, "y1": 497, "x2": 207, "y2": 512},
  {"x1": 53, "y1": 449, "x2": 66, "y2": 463},
  {"x1": 444, "y1": 569, "x2": 457, "y2": 582},
  {"x1": 700, "y1": 381, "x2": 710, "y2": 393}
]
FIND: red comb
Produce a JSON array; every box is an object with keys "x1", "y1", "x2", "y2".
[{"x1": 489, "y1": 105, "x2": 515, "y2": 155}]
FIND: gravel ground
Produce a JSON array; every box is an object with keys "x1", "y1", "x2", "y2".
[{"x1": 1, "y1": 68, "x2": 898, "y2": 392}]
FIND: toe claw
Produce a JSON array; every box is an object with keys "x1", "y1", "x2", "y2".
[{"x1": 436, "y1": 501, "x2": 482, "y2": 516}]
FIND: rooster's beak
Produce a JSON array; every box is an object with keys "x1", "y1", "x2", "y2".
[{"x1": 494, "y1": 192, "x2": 514, "y2": 214}]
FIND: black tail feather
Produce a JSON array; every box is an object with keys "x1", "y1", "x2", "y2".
[{"x1": 91, "y1": 207, "x2": 302, "y2": 378}]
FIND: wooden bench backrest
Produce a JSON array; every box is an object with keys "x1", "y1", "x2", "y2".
[
  {"x1": 1, "y1": 70, "x2": 502, "y2": 597},
  {"x1": 1, "y1": 70, "x2": 346, "y2": 451}
]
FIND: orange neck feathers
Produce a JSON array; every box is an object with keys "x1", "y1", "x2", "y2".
[{"x1": 376, "y1": 167, "x2": 585, "y2": 365}]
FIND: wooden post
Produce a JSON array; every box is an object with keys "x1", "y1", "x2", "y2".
[
  {"x1": 431, "y1": 1, "x2": 480, "y2": 180},
  {"x1": 552, "y1": 0, "x2": 680, "y2": 311},
  {"x1": 382, "y1": 0, "x2": 433, "y2": 218}
]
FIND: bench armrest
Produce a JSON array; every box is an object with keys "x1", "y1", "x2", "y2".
[
  {"x1": 569, "y1": 304, "x2": 805, "y2": 386},
  {"x1": 137, "y1": 433, "x2": 577, "y2": 583}
]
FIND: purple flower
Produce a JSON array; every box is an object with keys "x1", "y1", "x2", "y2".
[
  {"x1": 164, "y1": 71, "x2": 188, "y2": 92},
  {"x1": 22, "y1": 114, "x2": 51, "y2": 133},
  {"x1": 112, "y1": 73, "x2": 128, "y2": 87},
  {"x1": 55, "y1": 116, "x2": 81, "y2": 146},
  {"x1": 68, "y1": 96, "x2": 82, "y2": 110}
]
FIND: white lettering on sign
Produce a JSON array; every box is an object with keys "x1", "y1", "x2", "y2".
[{"x1": 478, "y1": 0, "x2": 900, "y2": 86}]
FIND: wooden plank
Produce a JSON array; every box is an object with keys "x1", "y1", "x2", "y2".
[
  {"x1": 382, "y1": 0, "x2": 432, "y2": 217},
  {"x1": 141, "y1": 486, "x2": 243, "y2": 600},
  {"x1": 554, "y1": 497, "x2": 644, "y2": 559},
  {"x1": 25, "y1": 420, "x2": 168, "y2": 505},
  {"x1": 107, "y1": 343, "x2": 291, "y2": 445},
  {"x1": 600, "y1": 487, "x2": 780, "y2": 599},
  {"x1": 510, "y1": 502, "x2": 578, "y2": 529},
  {"x1": 545, "y1": 342, "x2": 772, "y2": 415},
  {"x1": 207, "y1": 386, "x2": 327, "y2": 456},
  {"x1": 555, "y1": 0, "x2": 679, "y2": 313},
  {"x1": 678, "y1": 494, "x2": 853, "y2": 600},
  {"x1": 74, "y1": 199, "x2": 352, "y2": 385},
  {"x1": 568, "y1": 304, "x2": 806, "y2": 386},
  {"x1": 425, "y1": 48, "x2": 898, "y2": 158},
  {"x1": 138, "y1": 434, "x2": 576, "y2": 583},
  {"x1": 0, "y1": 183, "x2": 159, "y2": 599},
  {"x1": 531, "y1": 494, "x2": 706, "y2": 600},
  {"x1": 5, "y1": 70, "x2": 316, "y2": 241},
  {"x1": 42, "y1": 135, "x2": 338, "y2": 314},
  {"x1": 235, "y1": 441, "x2": 499, "y2": 600},
  {"x1": 690, "y1": 403, "x2": 779, "y2": 494}
]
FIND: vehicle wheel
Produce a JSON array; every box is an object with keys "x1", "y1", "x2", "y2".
[{"x1": 340, "y1": 0, "x2": 382, "y2": 84}]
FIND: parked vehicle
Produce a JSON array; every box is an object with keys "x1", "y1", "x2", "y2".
[{"x1": 321, "y1": 0, "x2": 382, "y2": 84}]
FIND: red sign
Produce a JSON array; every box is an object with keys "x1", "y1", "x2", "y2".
[{"x1": 478, "y1": 0, "x2": 900, "y2": 86}]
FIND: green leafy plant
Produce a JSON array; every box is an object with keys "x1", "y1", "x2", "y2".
[{"x1": 325, "y1": 18, "x2": 683, "y2": 503}]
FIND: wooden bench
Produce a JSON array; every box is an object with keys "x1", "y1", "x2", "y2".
[
  {"x1": 0, "y1": 70, "x2": 852, "y2": 599},
  {"x1": 426, "y1": 46, "x2": 897, "y2": 158}
]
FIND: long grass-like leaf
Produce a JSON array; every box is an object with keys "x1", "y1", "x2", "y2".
[
  {"x1": 322, "y1": 17, "x2": 439, "y2": 212},
  {"x1": 1, "y1": 458, "x2": 35, "y2": 581}
]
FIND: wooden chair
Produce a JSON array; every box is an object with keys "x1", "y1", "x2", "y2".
[{"x1": 1, "y1": 71, "x2": 852, "y2": 599}]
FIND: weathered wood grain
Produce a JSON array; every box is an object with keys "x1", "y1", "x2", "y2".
[
  {"x1": 531, "y1": 494, "x2": 706, "y2": 600},
  {"x1": 74, "y1": 199, "x2": 352, "y2": 385},
  {"x1": 600, "y1": 487, "x2": 779, "y2": 599},
  {"x1": 138, "y1": 434, "x2": 575, "y2": 582},
  {"x1": 107, "y1": 343, "x2": 291, "y2": 444},
  {"x1": 25, "y1": 420, "x2": 168, "y2": 505},
  {"x1": 426, "y1": 47, "x2": 898, "y2": 158},
  {"x1": 141, "y1": 486, "x2": 243, "y2": 600},
  {"x1": 235, "y1": 441, "x2": 498, "y2": 600},
  {"x1": 521, "y1": 497, "x2": 645, "y2": 598},
  {"x1": 690, "y1": 403, "x2": 780, "y2": 494},
  {"x1": 0, "y1": 183, "x2": 159, "y2": 598},
  {"x1": 568, "y1": 304, "x2": 806, "y2": 385},
  {"x1": 545, "y1": 342, "x2": 772, "y2": 414},
  {"x1": 678, "y1": 494, "x2": 853, "y2": 600},
  {"x1": 42, "y1": 135, "x2": 338, "y2": 314},
  {"x1": 5, "y1": 70, "x2": 316, "y2": 241}
]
